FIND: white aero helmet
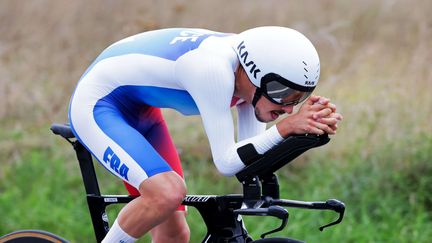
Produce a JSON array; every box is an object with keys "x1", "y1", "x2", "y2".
[{"x1": 233, "y1": 26, "x2": 320, "y2": 107}]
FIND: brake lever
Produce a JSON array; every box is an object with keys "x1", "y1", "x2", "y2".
[
  {"x1": 318, "y1": 199, "x2": 345, "y2": 231},
  {"x1": 234, "y1": 206, "x2": 289, "y2": 238},
  {"x1": 260, "y1": 206, "x2": 289, "y2": 238}
]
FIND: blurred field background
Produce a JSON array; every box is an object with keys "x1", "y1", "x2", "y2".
[{"x1": 1, "y1": 0, "x2": 431, "y2": 242}]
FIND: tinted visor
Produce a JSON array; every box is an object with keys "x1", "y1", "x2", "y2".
[{"x1": 261, "y1": 73, "x2": 315, "y2": 106}]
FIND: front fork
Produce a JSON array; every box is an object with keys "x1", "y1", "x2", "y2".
[{"x1": 183, "y1": 195, "x2": 252, "y2": 243}]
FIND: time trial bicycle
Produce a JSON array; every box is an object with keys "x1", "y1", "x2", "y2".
[{"x1": 48, "y1": 123, "x2": 345, "y2": 243}]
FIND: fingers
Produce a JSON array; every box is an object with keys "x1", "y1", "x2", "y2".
[
  {"x1": 304, "y1": 124, "x2": 326, "y2": 135},
  {"x1": 302, "y1": 116, "x2": 337, "y2": 135},
  {"x1": 303, "y1": 121, "x2": 337, "y2": 135},
  {"x1": 311, "y1": 120, "x2": 336, "y2": 135},
  {"x1": 311, "y1": 112, "x2": 342, "y2": 135},
  {"x1": 312, "y1": 107, "x2": 333, "y2": 120},
  {"x1": 328, "y1": 112, "x2": 343, "y2": 121},
  {"x1": 327, "y1": 102, "x2": 337, "y2": 113},
  {"x1": 329, "y1": 123, "x2": 338, "y2": 132},
  {"x1": 317, "y1": 97, "x2": 330, "y2": 105},
  {"x1": 303, "y1": 124, "x2": 334, "y2": 135},
  {"x1": 305, "y1": 95, "x2": 321, "y2": 105},
  {"x1": 316, "y1": 112, "x2": 343, "y2": 123},
  {"x1": 308, "y1": 95, "x2": 333, "y2": 105},
  {"x1": 295, "y1": 95, "x2": 342, "y2": 136},
  {"x1": 310, "y1": 100, "x2": 336, "y2": 111},
  {"x1": 316, "y1": 117, "x2": 338, "y2": 126}
]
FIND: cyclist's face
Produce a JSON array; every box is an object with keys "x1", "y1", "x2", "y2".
[{"x1": 254, "y1": 95, "x2": 296, "y2": 122}]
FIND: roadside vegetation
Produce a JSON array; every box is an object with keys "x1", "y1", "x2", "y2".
[{"x1": 1, "y1": 0, "x2": 431, "y2": 242}]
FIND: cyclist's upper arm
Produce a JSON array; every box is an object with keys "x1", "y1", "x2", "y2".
[{"x1": 176, "y1": 49, "x2": 283, "y2": 176}]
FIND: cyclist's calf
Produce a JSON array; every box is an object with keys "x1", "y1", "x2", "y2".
[{"x1": 150, "y1": 211, "x2": 190, "y2": 243}]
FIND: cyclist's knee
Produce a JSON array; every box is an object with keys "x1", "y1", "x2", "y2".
[{"x1": 138, "y1": 171, "x2": 186, "y2": 210}]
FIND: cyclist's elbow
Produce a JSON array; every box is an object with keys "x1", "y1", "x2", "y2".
[
  {"x1": 216, "y1": 167, "x2": 236, "y2": 177},
  {"x1": 213, "y1": 158, "x2": 244, "y2": 177}
]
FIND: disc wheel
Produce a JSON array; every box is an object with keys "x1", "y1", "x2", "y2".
[{"x1": 0, "y1": 230, "x2": 68, "y2": 243}]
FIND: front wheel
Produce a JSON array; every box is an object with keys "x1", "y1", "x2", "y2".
[
  {"x1": 252, "y1": 237, "x2": 304, "y2": 243},
  {"x1": 0, "y1": 230, "x2": 69, "y2": 243}
]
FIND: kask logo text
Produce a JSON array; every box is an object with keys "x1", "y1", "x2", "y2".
[{"x1": 237, "y1": 41, "x2": 261, "y2": 79}]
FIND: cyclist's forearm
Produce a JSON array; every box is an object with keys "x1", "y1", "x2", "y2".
[{"x1": 212, "y1": 125, "x2": 283, "y2": 175}]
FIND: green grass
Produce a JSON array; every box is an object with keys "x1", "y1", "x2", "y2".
[{"x1": 1, "y1": 133, "x2": 431, "y2": 242}]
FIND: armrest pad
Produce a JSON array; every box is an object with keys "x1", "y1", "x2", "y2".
[{"x1": 236, "y1": 134, "x2": 330, "y2": 181}]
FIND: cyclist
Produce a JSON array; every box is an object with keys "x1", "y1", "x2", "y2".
[{"x1": 68, "y1": 26, "x2": 342, "y2": 243}]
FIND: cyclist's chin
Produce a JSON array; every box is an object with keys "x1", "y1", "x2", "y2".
[{"x1": 254, "y1": 109, "x2": 275, "y2": 123}]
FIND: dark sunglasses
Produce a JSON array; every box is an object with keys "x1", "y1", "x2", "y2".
[{"x1": 260, "y1": 73, "x2": 315, "y2": 106}]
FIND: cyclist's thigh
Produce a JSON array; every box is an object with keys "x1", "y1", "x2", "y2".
[
  {"x1": 136, "y1": 107, "x2": 187, "y2": 211},
  {"x1": 139, "y1": 106, "x2": 184, "y2": 178},
  {"x1": 70, "y1": 100, "x2": 173, "y2": 189}
]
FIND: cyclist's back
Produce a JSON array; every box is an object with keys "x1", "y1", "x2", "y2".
[{"x1": 72, "y1": 28, "x2": 233, "y2": 115}]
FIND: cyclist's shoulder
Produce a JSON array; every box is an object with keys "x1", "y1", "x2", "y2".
[
  {"x1": 91, "y1": 28, "x2": 234, "y2": 65},
  {"x1": 175, "y1": 47, "x2": 237, "y2": 89},
  {"x1": 175, "y1": 30, "x2": 237, "y2": 70},
  {"x1": 105, "y1": 28, "x2": 232, "y2": 51}
]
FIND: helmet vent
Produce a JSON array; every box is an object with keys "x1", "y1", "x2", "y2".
[
  {"x1": 303, "y1": 61, "x2": 309, "y2": 79},
  {"x1": 315, "y1": 64, "x2": 320, "y2": 80}
]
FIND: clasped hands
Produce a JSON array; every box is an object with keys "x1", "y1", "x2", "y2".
[{"x1": 277, "y1": 95, "x2": 343, "y2": 137}]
